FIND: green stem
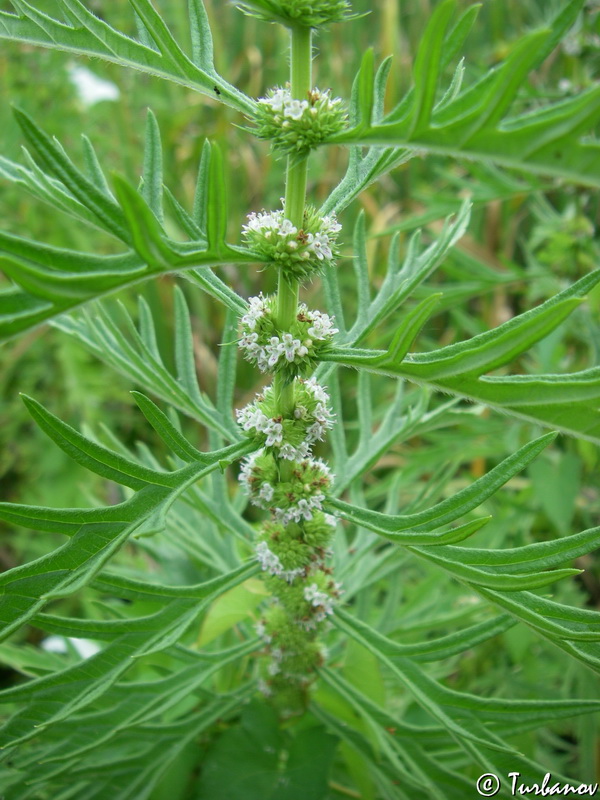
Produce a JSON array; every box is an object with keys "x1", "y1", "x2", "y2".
[{"x1": 274, "y1": 26, "x2": 312, "y2": 426}]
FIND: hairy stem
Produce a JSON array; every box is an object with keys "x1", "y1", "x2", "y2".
[{"x1": 275, "y1": 25, "x2": 312, "y2": 447}]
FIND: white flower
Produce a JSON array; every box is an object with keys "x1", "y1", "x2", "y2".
[
  {"x1": 297, "y1": 618, "x2": 317, "y2": 631},
  {"x1": 280, "y1": 218, "x2": 298, "y2": 235},
  {"x1": 236, "y1": 406, "x2": 269, "y2": 433},
  {"x1": 273, "y1": 492, "x2": 324, "y2": 524},
  {"x1": 261, "y1": 88, "x2": 287, "y2": 112},
  {"x1": 68, "y1": 65, "x2": 120, "y2": 107},
  {"x1": 238, "y1": 451, "x2": 260, "y2": 492},
  {"x1": 306, "y1": 310, "x2": 338, "y2": 340},
  {"x1": 263, "y1": 419, "x2": 283, "y2": 447},
  {"x1": 293, "y1": 405, "x2": 307, "y2": 420},
  {"x1": 255, "y1": 620, "x2": 271, "y2": 643},
  {"x1": 283, "y1": 98, "x2": 309, "y2": 120},
  {"x1": 305, "y1": 422, "x2": 326, "y2": 443},
  {"x1": 267, "y1": 336, "x2": 283, "y2": 367},
  {"x1": 255, "y1": 542, "x2": 303, "y2": 582},
  {"x1": 304, "y1": 377, "x2": 330, "y2": 404},
  {"x1": 241, "y1": 294, "x2": 268, "y2": 329},
  {"x1": 308, "y1": 232, "x2": 333, "y2": 261},
  {"x1": 279, "y1": 442, "x2": 311, "y2": 461},
  {"x1": 321, "y1": 213, "x2": 342, "y2": 235},
  {"x1": 259, "y1": 483, "x2": 274, "y2": 503},
  {"x1": 295, "y1": 499, "x2": 314, "y2": 521},
  {"x1": 303, "y1": 583, "x2": 335, "y2": 619}
]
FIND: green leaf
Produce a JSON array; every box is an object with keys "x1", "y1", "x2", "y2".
[
  {"x1": 331, "y1": 3, "x2": 600, "y2": 188},
  {"x1": 196, "y1": 700, "x2": 282, "y2": 800},
  {"x1": 141, "y1": 109, "x2": 164, "y2": 222},
  {"x1": 54, "y1": 295, "x2": 241, "y2": 440},
  {"x1": 332, "y1": 612, "x2": 511, "y2": 754},
  {"x1": 356, "y1": 48, "x2": 375, "y2": 129},
  {"x1": 278, "y1": 726, "x2": 338, "y2": 800},
  {"x1": 530, "y1": 451, "x2": 582, "y2": 535},
  {"x1": 409, "y1": 0, "x2": 456, "y2": 135},
  {"x1": 13, "y1": 107, "x2": 129, "y2": 241},
  {"x1": 432, "y1": 523, "x2": 600, "y2": 574},
  {"x1": 198, "y1": 578, "x2": 268, "y2": 645},
  {"x1": 0, "y1": 436, "x2": 253, "y2": 639},
  {"x1": 0, "y1": 1, "x2": 255, "y2": 114},
  {"x1": 334, "y1": 608, "x2": 600, "y2": 730},
  {"x1": 205, "y1": 142, "x2": 229, "y2": 253},
  {"x1": 0, "y1": 561, "x2": 257, "y2": 750},
  {"x1": 15, "y1": 685, "x2": 254, "y2": 798},
  {"x1": 328, "y1": 433, "x2": 556, "y2": 533},
  {"x1": 385, "y1": 293, "x2": 442, "y2": 363},
  {"x1": 173, "y1": 285, "x2": 205, "y2": 408},
  {"x1": 131, "y1": 391, "x2": 206, "y2": 462},
  {"x1": 188, "y1": 0, "x2": 214, "y2": 67},
  {"x1": 127, "y1": 0, "x2": 190, "y2": 75},
  {"x1": 0, "y1": 111, "x2": 259, "y2": 344},
  {"x1": 21, "y1": 394, "x2": 178, "y2": 489},
  {"x1": 322, "y1": 201, "x2": 472, "y2": 357},
  {"x1": 196, "y1": 701, "x2": 337, "y2": 800},
  {"x1": 406, "y1": 546, "x2": 580, "y2": 592},
  {"x1": 324, "y1": 269, "x2": 600, "y2": 442}
]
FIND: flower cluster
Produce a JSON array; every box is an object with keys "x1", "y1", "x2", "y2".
[
  {"x1": 303, "y1": 582, "x2": 338, "y2": 623},
  {"x1": 240, "y1": 450, "x2": 334, "y2": 521},
  {"x1": 254, "y1": 87, "x2": 347, "y2": 156},
  {"x1": 236, "y1": 378, "x2": 334, "y2": 458},
  {"x1": 239, "y1": 293, "x2": 338, "y2": 379},
  {"x1": 242, "y1": 205, "x2": 341, "y2": 282},
  {"x1": 237, "y1": 159, "x2": 344, "y2": 711},
  {"x1": 241, "y1": 446, "x2": 340, "y2": 710},
  {"x1": 254, "y1": 568, "x2": 342, "y2": 706},
  {"x1": 237, "y1": 0, "x2": 353, "y2": 28},
  {"x1": 256, "y1": 541, "x2": 305, "y2": 583}
]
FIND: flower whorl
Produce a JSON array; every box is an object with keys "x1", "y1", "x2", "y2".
[
  {"x1": 254, "y1": 87, "x2": 347, "y2": 156},
  {"x1": 242, "y1": 205, "x2": 341, "y2": 283},
  {"x1": 239, "y1": 293, "x2": 338, "y2": 379}
]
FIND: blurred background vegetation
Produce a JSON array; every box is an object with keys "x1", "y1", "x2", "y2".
[{"x1": 0, "y1": 0, "x2": 599, "y2": 783}]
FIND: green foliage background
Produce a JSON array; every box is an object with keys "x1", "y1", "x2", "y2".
[{"x1": 0, "y1": 0, "x2": 599, "y2": 796}]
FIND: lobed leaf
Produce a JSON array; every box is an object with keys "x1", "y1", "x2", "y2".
[
  {"x1": 0, "y1": 0, "x2": 255, "y2": 114},
  {"x1": 324, "y1": 269, "x2": 600, "y2": 442},
  {"x1": 328, "y1": 433, "x2": 556, "y2": 533},
  {"x1": 331, "y1": 2, "x2": 600, "y2": 187}
]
